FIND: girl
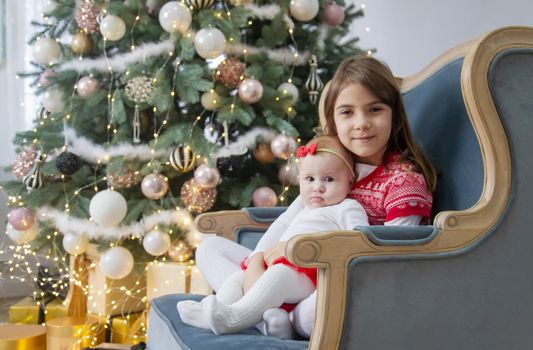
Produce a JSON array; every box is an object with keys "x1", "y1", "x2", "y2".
[
  {"x1": 195, "y1": 55, "x2": 436, "y2": 338},
  {"x1": 178, "y1": 136, "x2": 369, "y2": 336}
]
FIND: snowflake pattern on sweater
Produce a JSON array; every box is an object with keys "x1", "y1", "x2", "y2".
[{"x1": 349, "y1": 153, "x2": 433, "y2": 225}]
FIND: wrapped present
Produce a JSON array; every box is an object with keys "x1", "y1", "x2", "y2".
[
  {"x1": 146, "y1": 262, "x2": 212, "y2": 301},
  {"x1": 46, "y1": 316, "x2": 105, "y2": 350},
  {"x1": 0, "y1": 324, "x2": 46, "y2": 350},
  {"x1": 90, "y1": 311, "x2": 147, "y2": 345},
  {"x1": 9, "y1": 296, "x2": 68, "y2": 324},
  {"x1": 91, "y1": 344, "x2": 131, "y2": 349}
]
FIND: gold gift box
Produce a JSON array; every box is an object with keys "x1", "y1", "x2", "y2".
[
  {"x1": 146, "y1": 262, "x2": 211, "y2": 301},
  {"x1": 9, "y1": 297, "x2": 68, "y2": 324},
  {"x1": 90, "y1": 312, "x2": 147, "y2": 345},
  {"x1": 46, "y1": 316, "x2": 105, "y2": 350},
  {"x1": 0, "y1": 324, "x2": 46, "y2": 350}
]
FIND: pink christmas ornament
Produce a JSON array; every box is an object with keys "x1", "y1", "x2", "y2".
[
  {"x1": 194, "y1": 164, "x2": 221, "y2": 189},
  {"x1": 76, "y1": 76, "x2": 100, "y2": 99},
  {"x1": 252, "y1": 187, "x2": 278, "y2": 207},
  {"x1": 75, "y1": 2, "x2": 100, "y2": 33},
  {"x1": 323, "y1": 2, "x2": 345, "y2": 27},
  {"x1": 270, "y1": 134, "x2": 298, "y2": 160},
  {"x1": 38, "y1": 69, "x2": 56, "y2": 87},
  {"x1": 238, "y1": 78, "x2": 263, "y2": 104},
  {"x1": 141, "y1": 173, "x2": 169, "y2": 200},
  {"x1": 7, "y1": 207, "x2": 36, "y2": 231}
]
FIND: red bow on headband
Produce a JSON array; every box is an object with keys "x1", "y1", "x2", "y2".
[{"x1": 296, "y1": 143, "x2": 317, "y2": 158}]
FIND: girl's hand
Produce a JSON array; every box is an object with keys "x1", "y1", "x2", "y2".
[{"x1": 263, "y1": 241, "x2": 288, "y2": 266}]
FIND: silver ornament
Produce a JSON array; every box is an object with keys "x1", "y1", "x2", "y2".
[
  {"x1": 305, "y1": 55, "x2": 324, "y2": 105},
  {"x1": 23, "y1": 151, "x2": 46, "y2": 192}
]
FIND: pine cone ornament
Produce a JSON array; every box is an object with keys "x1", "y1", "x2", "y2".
[
  {"x1": 216, "y1": 58, "x2": 245, "y2": 88},
  {"x1": 75, "y1": 2, "x2": 100, "y2": 33}
]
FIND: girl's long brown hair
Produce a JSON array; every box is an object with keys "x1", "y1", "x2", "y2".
[{"x1": 323, "y1": 55, "x2": 437, "y2": 192}]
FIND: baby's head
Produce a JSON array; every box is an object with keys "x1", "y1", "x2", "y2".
[{"x1": 296, "y1": 136, "x2": 355, "y2": 208}]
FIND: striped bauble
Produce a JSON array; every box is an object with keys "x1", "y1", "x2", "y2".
[
  {"x1": 169, "y1": 145, "x2": 196, "y2": 173},
  {"x1": 186, "y1": 0, "x2": 215, "y2": 10}
]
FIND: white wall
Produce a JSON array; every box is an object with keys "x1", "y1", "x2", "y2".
[{"x1": 350, "y1": 0, "x2": 533, "y2": 76}]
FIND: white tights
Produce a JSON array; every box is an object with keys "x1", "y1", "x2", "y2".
[{"x1": 195, "y1": 235, "x2": 317, "y2": 338}]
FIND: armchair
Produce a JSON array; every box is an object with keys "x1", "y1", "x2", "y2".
[{"x1": 147, "y1": 26, "x2": 533, "y2": 349}]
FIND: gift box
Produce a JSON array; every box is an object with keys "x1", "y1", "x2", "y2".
[
  {"x1": 146, "y1": 261, "x2": 211, "y2": 301},
  {"x1": 46, "y1": 316, "x2": 105, "y2": 350},
  {"x1": 90, "y1": 312, "x2": 147, "y2": 345},
  {"x1": 9, "y1": 296, "x2": 68, "y2": 324},
  {"x1": 0, "y1": 324, "x2": 46, "y2": 350}
]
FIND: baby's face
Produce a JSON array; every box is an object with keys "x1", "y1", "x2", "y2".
[{"x1": 298, "y1": 153, "x2": 353, "y2": 208}]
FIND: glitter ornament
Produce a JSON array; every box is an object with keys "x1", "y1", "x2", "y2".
[
  {"x1": 305, "y1": 55, "x2": 324, "y2": 105},
  {"x1": 168, "y1": 240, "x2": 193, "y2": 262},
  {"x1": 169, "y1": 145, "x2": 196, "y2": 172},
  {"x1": 8, "y1": 207, "x2": 36, "y2": 231},
  {"x1": 100, "y1": 15, "x2": 127, "y2": 41},
  {"x1": 216, "y1": 58, "x2": 245, "y2": 88},
  {"x1": 108, "y1": 169, "x2": 139, "y2": 189},
  {"x1": 32, "y1": 37, "x2": 62, "y2": 66},
  {"x1": 62, "y1": 233, "x2": 89, "y2": 255},
  {"x1": 217, "y1": 155, "x2": 244, "y2": 178},
  {"x1": 278, "y1": 160, "x2": 299, "y2": 186},
  {"x1": 71, "y1": 32, "x2": 93, "y2": 55},
  {"x1": 323, "y1": 2, "x2": 345, "y2": 27},
  {"x1": 180, "y1": 178, "x2": 217, "y2": 213},
  {"x1": 238, "y1": 78, "x2": 263, "y2": 104},
  {"x1": 55, "y1": 151, "x2": 81, "y2": 175},
  {"x1": 143, "y1": 230, "x2": 171, "y2": 256},
  {"x1": 99, "y1": 246, "x2": 134, "y2": 280},
  {"x1": 194, "y1": 27, "x2": 226, "y2": 59},
  {"x1": 252, "y1": 187, "x2": 278, "y2": 207},
  {"x1": 141, "y1": 173, "x2": 169, "y2": 200},
  {"x1": 76, "y1": 76, "x2": 100, "y2": 99},
  {"x1": 159, "y1": 1, "x2": 192, "y2": 34},
  {"x1": 89, "y1": 189, "x2": 128, "y2": 227},
  {"x1": 253, "y1": 143, "x2": 275, "y2": 164},
  {"x1": 75, "y1": 2, "x2": 100, "y2": 33},
  {"x1": 186, "y1": 0, "x2": 215, "y2": 10},
  {"x1": 125, "y1": 76, "x2": 153, "y2": 104},
  {"x1": 270, "y1": 134, "x2": 298, "y2": 160},
  {"x1": 194, "y1": 164, "x2": 221, "y2": 189},
  {"x1": 12, "y1": 148, "x2": 38, "y2": 179},
  {"x1": 6, "y1": 223, "x2": 39, "y2": 245},
  {"x1": 290, "y1": 0, "x2": 319, "y2": 22}
]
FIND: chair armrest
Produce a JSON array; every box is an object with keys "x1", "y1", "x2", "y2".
[
  {"x1": 354, "y1": 225, "x2": 437, "y2": 245},
  {"x1": 194, "y1": 207, "x2": 287, "y2": 241}
]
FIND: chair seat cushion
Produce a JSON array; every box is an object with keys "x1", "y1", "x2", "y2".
[{"x1": 147, "y1": 294, "x2": 309, "y2": 350}]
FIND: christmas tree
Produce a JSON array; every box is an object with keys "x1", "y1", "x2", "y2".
[{"x1": 2, "y1": 0, "x2": 367, "y2": 284}]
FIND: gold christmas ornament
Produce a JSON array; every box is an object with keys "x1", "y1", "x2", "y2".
[
  {"x1": 168, "y1": 240, "x2": 193, "y2": 262},
  {"x1": 125, "y1": 76, "x2": 154, "y2": 104},
  {"x1": 12, "y1": 147, "x2": 38, "y2": 179},
  {"x1": 71, "y1": 32, "x2": 93, "y2": 55},
  {"x1": 253, "y1": 142, "x2": 276, "y2": 164},
  {"x1": 180, "y1": 178, "x2": 217, "y2": 213},
  {"x1": 170, "y1": 145, "x2": 196, "y2": 173},
  {"x1": 108, "y1": 169, "x2": 139, "y2": 189},
  {"x1": 216, "y1": 57, "x2": 245, "y2": 88}
]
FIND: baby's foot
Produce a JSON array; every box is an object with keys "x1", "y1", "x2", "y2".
[
  {"x1": 203, "y1": 294, "x2": 238, "y2": 335},
  {"x1": 263, "y1": 308, "x2": 296, "y2": 339},
  {"x1": 177, "y1": 299, "x2": 210, "y2": 329}
]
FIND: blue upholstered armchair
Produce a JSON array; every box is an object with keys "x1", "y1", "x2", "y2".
[{"x1": 147, "y1": 26, "x2": 533, "y2": 349}]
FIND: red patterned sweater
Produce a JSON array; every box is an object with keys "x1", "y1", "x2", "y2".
[{"x1": 349, "y1": 152, "x2": 433, "y2": 225}]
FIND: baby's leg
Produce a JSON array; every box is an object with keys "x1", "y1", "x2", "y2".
[
  {"x1": 178, "y1": 270, "x2": 245, "y2": 328},
  {"x1": 291, "y1": 290, "x2": 316, "y2": 338},
  {"x1": 203, "y1": 264, "x2": 315, "y2": 335}
]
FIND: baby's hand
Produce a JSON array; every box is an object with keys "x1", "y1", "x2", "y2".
[{"x1": 263, "y1": 241, "x2": 288, "y2": 266}]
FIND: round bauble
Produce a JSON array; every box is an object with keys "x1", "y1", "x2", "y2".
[
  {"x1": 55, "y1": 151, "x2": 80, "y2": 175},
  {"x1": 143, "y1": 230, "x2": 171, "y2": 256},
  {"x1": 216, "y1": 58, "x2": 245, "y2": 88},
  {"x1": 200, "y1": 90, "x2": 220, "y2": 111},
  {"x1": 6, "y1": 222, "x2": 39, "y2": 245},
  {"x1": 323, "y1": 2, "x2": 345, "y2": 26},
  {"x1": 194, "y1": 164, "x2": 220, "y2": 189},
  {"x1": 217, "y1": 155, "x2": 244, "y2": 178},
  {"x1": 194, "y1": 28, "x2": 226, "y2": 59},
  {"x1": 38, "y1": 69, "x2": 56, "y2": 87},
  {"x1": 159, "y1": 1, "x2": 192, "y2": 34},
  {"x1": 278, "y1": 160, "x2": 299, "y2": 186},
  {"x1": 238, "y1": 78, "x2": 263, "y2": 104},
  {"x1": 252, "y1": 187, "x2": 278, "y2": 207},
  {"x1": 33, "y1": 37, "x2": 62, "y2": 66},
  {"x1": 75, "y1": 2, "x2": 100, "y2": 33},
  {"x1": 8, "y1": 207, "x2": 36, "y2": 231},
  {"x1": 253, "y1": 143, "x2": 276, "y2": 164},
  {"x1": 100, "y1": 15, "x2": 127, "y2": 41},
  {"x1": 168, "y1": 240, "x2": 193, "y2": 262},
  {"x1": 141, "y1": 173, "x2": 169, "y2": 200},
  {"x1": 41, "y1": 88, "x2": 65, "y2": 113},
  {"x1": 186, "y1": 0, "x2": 215, "y2": 10},
  {"x1": 170, "y1": 145, "x2": 196, "y2": 172},
  {"x1": 89, "y1": 190, "x2": 128, "y2": 227},
  {"x1": 290, "y1": 0, "x2": 319, "y2": 22},
  {"x1": 41, "y1": 0, "x2": 58, "y2": 13},
  {"x1": 180, "y1": 179, "x2": 217, "y2": 213},
  {"x1": 125, "y1": 76, "x2": 154, "y2": 104},
  {"x1": 71, "y1": 32, "x2": 93, "y2": 55},
  {"x1": 108, "y1": 169, "x2": 139, "y2": 189},
  {"x1": 12, "y1": 148, "x2": 38, "y2": 179},
  {"x1": 62, "y1": 233, "x2": 89, "y2": 255},
  {"x1": 99, "y1": 246, "x2": 134, "y2": 280},
  {"x1": 76, "y1": 76, "x2": 100, "y2": 99},
  {"x1": 270, "y1": 134, "x2": 297, "y2": 160},
  {"x1": 277, "y1": 82, "x2": 299, "y2": 105}
]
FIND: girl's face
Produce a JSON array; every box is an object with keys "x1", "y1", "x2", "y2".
[
  {"x1": 299, "y1": 154, "x2": 353, "y2": 209},
  {"x1": 333, "y1": 83, "x2": 392, "y2": 166}
]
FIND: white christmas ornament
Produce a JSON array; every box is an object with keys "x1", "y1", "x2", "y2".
[
  {"x1": 6, "y1": 223, "x2": 38, "y2": 245},
  {"x1": 201, "y1": 90, "x2": 220, "y2": 110},
  {"x1": 194, "y1": 28, "x2": 226, "y2": 59},
  {"x1": 99, "y1": 246, "x2": 134, "y2": 279},
  {"x1": 238, "y1": 78, "x2": 263, "y2": 104},
  {"x1": 41, "y1": 88, "x2": 65, "y2": 113},
  {"x1": 159, "y1": 1, "x2": 192, "y2": 34},
  {"x1": 33, "y1": 37, "x2": 62, "y2": 66},
  {"x1": 89, "y1": 189, "x2": 128, "y2": 227},
  {"x1": 289, "y1": 0, "x2": 319, "y2": 22},
  {"x1": 277, "y1": 82, "x2": 299, "y2": 105},
  {"x1": 62, "y1": 233, "x2": 89, "y2": 255},
  {"x1": 100, "y1": 15, "x2": 127, "y2": 41},
  {"x1": 41, "y1": 0, "x2": 58, "y2": 13},
  {"x1": 76, "y1": 76, "x2": 100, "y2": 99},
  {"x1": 143, "y1": 230, "x2": 171, "y2": 256}
]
